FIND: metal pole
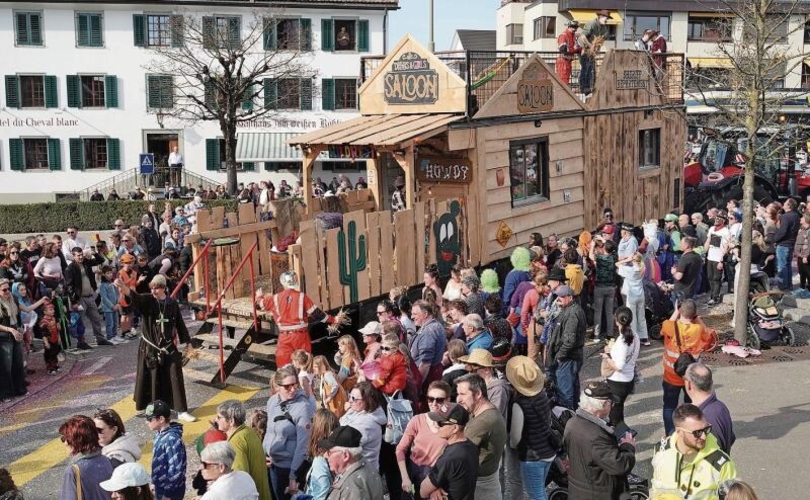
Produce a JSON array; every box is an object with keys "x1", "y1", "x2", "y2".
[{"x1": 429, "y1": 0, "x2": 435, "y2": 53}]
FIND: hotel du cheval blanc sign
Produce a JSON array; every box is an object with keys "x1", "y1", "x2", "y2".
[{"x1": 384, "y1": 52, "x2": 439, "y2": 105}]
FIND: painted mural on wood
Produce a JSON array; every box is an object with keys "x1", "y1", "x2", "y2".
[
  {"x1": 433, "y1": 200, "x2": 462, "y2": 277},
  {"x1": 337, "y1": 220, "x2": 367, "y2": 304}
]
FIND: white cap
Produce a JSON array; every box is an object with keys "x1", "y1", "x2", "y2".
[
  {"x1": 359, "y1": 321, "x2": 382, "y2": 336},
  {"x1": 99, "y1": 463, "x2": 151, "y2": 491}
]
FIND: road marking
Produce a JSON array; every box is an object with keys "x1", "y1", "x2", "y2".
[
  {"x1": 81, "y1": 356, "x2": 113, "y2": 376},
  {"x1": 9, "y1": 383, "x2": 260, "y2": 486}
]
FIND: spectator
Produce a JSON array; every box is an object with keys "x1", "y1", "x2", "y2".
[
  {"x1": 704, "y1": 211, "x2": 730, "y2": 306},
  {"x1": 774, "y1": 198, "x2": 801, "y2": 291},
  {"x1": 215, "y1": 400, "x2": 273, "y2": 500},
  {"x1": 795, "y1": 214, "x2": 810, "y2": 291},
  {"x1": 616, "y1": 252, "x2": 649, "y2": 346},
  {"x1": 140, "y1": 216, "x2": 162, "y2": 259},
  {"x1": 99, "y1": 463, "x2": 153, "y2": 500},
  {"x1": 129, "y1": 187, "x2": 145, "y2": 200},
  {"x1": 563, "y1": 248, "x2": 585, "y2": 299},
  {"x1": 444, "y1": 265, "x2": 464, "y2": 302},
  {"x1": 58, "y1": 415, "x2": 113, "y2": 500},
  {"x1": 461, "y1": 274, "x2": 484, "y2": 317},
  {"x1": 145, "y1": 400, "x2": 186, "y2": 500},
  {"x1": 462, "y1": 314, "x2": 493, "y2": 351},
  {"x1": 442, "y1": 339, "x2": 469, "y2": 398},
  {"x1": 672, "y1": 236, "x2": 702, "y2": 301},
  {"x1": 65, "y1": 247, "x2": 111, "y2": 346},
  {"x1": 2, "y1": 281, "x2": 28, "y2": 397},
  {"x1": 420, "y1": 404, "x2": 479, "y2": 500},
  {"x1": 375, "y1": 299, "x2": 406, "y2": 343},
  {"x1": 601, "y1": 307, "x2": 640, "y2": 430},
  {"x1": 458, "y1": 349, "x2": 509, "y2": 419},
  {"x1": 589, "y1": 237, "x2": 616, "y2": 342},
  {"x1": 359, "y1": 321, "x2": 383, "y2": 364},
  {"x1": 503, "y1": 248, "x2": 532, "y2": 314},
  {"x1": 336, "y1": 335, "x2": 361, "y2": 391},
  {"x1": 545, "y1": 234, "x2": 562, "y2": 269},
  {"x1": 564, "y1": 381, "x2": 636, "y2": 499},
  {"x1": 0, "y1": 243, "x2": 32, "y2": 286},
  {"x1": 264, "y1": 368, "x2": 314, "y2": 500},
  {"x1": 479, "y1": 269, "x2": 501, "y2": 304},
  {"x1": 546, "y1": 285, "x2": 587, "y2": 410},
  {"x1": 691, "y1": 212, "x2": 709, "y2": 247},
  {"x1": 455, "y1": 373, "x2": 507, "y2": 500},
  {"x1": 520, "y1": 272, "x2": 548, "y2": 359},
  {"x1": 98, "y1": 266, "x2": 125, "y2": 345},
  {"x1": 304, "y1": 409, "x2": 339, "y2": 500},
  {"x1": 483, "y1": 295, "x2": 511, "y2": 342},
  {"x1": 107, "y1": 188, "x2": 121, "y2": 201},
  {"x1": 410, "y1": 300, "x2": 447, "y2": 391},
  {"x1": 198, "y1": 442, "x2": 259, "y2": 500},
  {"x1": 339, "y1": 381, "x2": 387, "y2": 471},
  {"x1": 313, "y1": 355, "x2": 347, "y2": 418},
  {"x1": 722, "y1": 481, "x2": 759, "y2": 500},
  {"x1": 94, "y1": 408, "x2": 142, "y2": 468},
  {"x1": 445, "y1": 299, "x2": 468, "y2": 342},
  {"x1": 370, "y1": 333, "x2": 408, "y2": 396},
  {"x1": 422, "y1": 265, "x2": 444, "y2": 310},
  {"x1": 322, "y1": 426, "x2": 384, "y2": 499},
  {"x1": 684, "y1": 363, "x2": 736, "y2": 455},
  {"x1": 33, "y1": 242, "x2": 64, "y2": 291},
  {"x1": 651, "y1": 404, "x2": 737, "y2": 498},
  {"x1": 61, "y1": 226, "x2": 87, "y2": 262}
]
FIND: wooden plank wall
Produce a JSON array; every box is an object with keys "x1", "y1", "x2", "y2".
[
  {"x1": 583, "y1": 108, "x2": 686, "y2": 229},
  {"x1": 476, "y1": 117, "x2": 586, "y2": 263}
]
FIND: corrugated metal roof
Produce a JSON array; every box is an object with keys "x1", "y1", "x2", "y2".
[
  {"x1": 288, "y1": 113, "x2": 465, "y2": 147},
  {"x1": 236, "y1": 132, "x2": 302, "y2": 162}
]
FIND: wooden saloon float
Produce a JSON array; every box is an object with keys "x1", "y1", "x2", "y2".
[{"x1": 182, "y1": 35, "x2": 687, "y2": 383}]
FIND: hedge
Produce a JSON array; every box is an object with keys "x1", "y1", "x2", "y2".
[{"x1": 0, "y1": 200, "x2": 239, "y2": 234}]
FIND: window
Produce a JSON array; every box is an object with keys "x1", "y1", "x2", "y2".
[
  {"x1": 687, "y1": 16, "x2": 732, "y2": 42},
  {"x1": 83, "y1": 138, "x2": 108, "y2": 170},
  {"x1": 686, "y1": 67, "x2": 732, "y2": 91},
  {"x1": 133, "y1": 14, "x2": 182, "y2": 48},
  {"x1": 509, "y1": 138, "x2": 549, "y2": 206},
  {"x1": 334, "y1": 79, "x2": 358, "y2": 110},
  {"x1": 80, "y1": 76, "x2": 105, "y2": 107},
  {"x1": 202, "y1": 15, "x2": 240, "y2": 49},
  {"x1": 8, "y1": 138, "x2": 61, "y2": 171},
  {"x1": 5, "y1": 75, "x2": 57, "y2": 108},
  {"x1": 802, "y1": 63, "x2": 810, "y2": 89},
  {"x1": 278, "y1": 18, "x2": 300, "y2": 50},
  {"x1": 24, "y1": 139, "x2": 49, "y2": 170},
  {"x1": 506, "y1": 23, "x2": 524, "y2": 45},
  {"x1": 205, "y1": 138, "x2": 253, "y2": 171},
  {"x1": 639, "y1": 129, "x2": 661, "y2": 169},
  {"x1": 147, "y1": 75, "x2": 174, "y2": 109},
  {"x1": 805, "y1": 20, "x2": 810, "y2": 44},
  {"x1": 673, "y1": 178, "x2": 681, "y2": 209},
  {"x1": 148, "y1": 15, "x2": 172, "y2": 47},
  {"x1": 76, "y1": 13, "x2": 103, "y2": 47},
  {"x1": 533, "y1": 17, "x2": 556, "y2": 40},
  {"x1": 67, "y1": 75, "x2": 117, "y2": 108},
  {"x1": 624, "y1": 13, "x2": 670, "y2": 41},
  {"x1": 264, "y1": 18, "x2": 311, "y2": 51},
  {"x1": 264, "y1": 78, "x2": 312, "y2": 110},
  {"x1": 69, "y1": 138, "x2": 120, "y2": 170},
  {"x1": 322, "y1": 19, "x2": 369, "y2": 52},
  {"x1": 15, "y1": 12, "x2": 43, "y2": 46},
  {"x1": 744, "y1": 15, "x2": 788, "y2": 44},
  {"x1": 20, "y1": 75, "x2": 45, "y2": 108},
  {"x1": 278, "y1": 79, "x2": 301, "y2": 109}
]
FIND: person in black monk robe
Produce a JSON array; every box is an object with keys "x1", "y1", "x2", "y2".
[{"x1": 115, "y1": 274, "x2": 197, "y2": 422}]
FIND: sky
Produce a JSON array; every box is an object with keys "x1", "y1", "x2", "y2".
[{"x1": 388, "y1": 0, "x2": 498, "y2": 51}]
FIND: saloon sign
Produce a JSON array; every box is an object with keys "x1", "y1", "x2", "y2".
[
  {"x1": 384, "y1": 52, "x2": 439, "y2": 105},
  {"x1": 517, "y1": 62, "x2": 554, "y2": 113}
]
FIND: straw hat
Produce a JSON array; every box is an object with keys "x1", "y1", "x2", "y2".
[
  {"x1": 458, "y1": 348, "x2": 494, "y2": 368},
  {"x1": 506, "y1": 356, "x2": 546, "y2": 397}
]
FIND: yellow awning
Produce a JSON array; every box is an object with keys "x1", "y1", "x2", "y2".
[
  {"x1": 689, "y1": 57, "x2": 734, "y2": 69},
  {"x1": 567, "y1": 9, "x2": 623, "y2": 26},
  {"x1": 688, "y1": 12, "x2": 735, "y2": 19}
]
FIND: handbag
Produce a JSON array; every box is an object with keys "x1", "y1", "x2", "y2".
[
  {"x1": 673, "y1": 321, "x2": 696, "y2": 378},
  {"x1": 600, "y1": 356, "x2": 614, "y2": 378}
]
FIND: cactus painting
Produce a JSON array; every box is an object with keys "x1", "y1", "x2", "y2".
[{"x1": 337, "y1": 220, "x2": 367, "y2": 304}]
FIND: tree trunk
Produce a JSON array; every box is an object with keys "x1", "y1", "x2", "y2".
[
  {"x1": 733, "y1": 157, "x2": 757, "y2": 345},
  {"x1": 224, "y1": 121, "x2": 238, "y2": 196}
]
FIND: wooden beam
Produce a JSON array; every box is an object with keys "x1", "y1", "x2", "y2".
[
  {"x1": 393, "y1": 148, "x2": 415, "y2": 209},
  {"x1": 186, "y1": 219, "x2": 278, "y2": 244},
  {"x1": 301, "y1": 145, "x2": 325, "y2": 214}
]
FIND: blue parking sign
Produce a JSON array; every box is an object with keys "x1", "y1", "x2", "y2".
[{"x1": 139, "y1": 153, "x2": 155, "y2": 174}]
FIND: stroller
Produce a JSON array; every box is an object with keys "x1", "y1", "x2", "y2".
[
  {"x1": 643, "y1": 278, "x2": 673, "y2": 341},
  {"x1": 746, "y1": 292, "x2": 795, "y2": 350}
]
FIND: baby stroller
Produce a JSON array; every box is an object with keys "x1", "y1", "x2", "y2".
[
  {"x1": 746, "y1": 292, "x2": 795, "y2": 350},
  {"x1": 643, "y1": 278, "x2": 673, "y2": 341}
]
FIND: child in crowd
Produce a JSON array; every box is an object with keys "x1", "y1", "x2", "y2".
[
  {"x1": 38, "y1": 300, "x2": 63, "y2": 375},
  {"x1": 313, "y1": 355, "x2": 347, "y2": 418},
  {"x1": 291, "y1": 349, "x2": 314, "y2": 399},
  {"x1": 335, "y1": 335, "x2": 362, "y2": 392},
  {"x1": 248, "y1": 409, "x2": 268, "y2": 442},
  {"x1": 146, "y1": 400, "x2": 187, "y2": 500},
  {"x1": 117, "y1": 255, "x2": 138, "y2": 336},
  {"x1": 98, "y1": 265, "x2": 125, "y2": 344}
]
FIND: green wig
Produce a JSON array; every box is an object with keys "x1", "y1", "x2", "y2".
[
  {"x1": 510, "y1": 246, "x2": 532, "y2": 272},
  {"x1": 479, "y1": 269, "x2": 501, "y2": 294}
]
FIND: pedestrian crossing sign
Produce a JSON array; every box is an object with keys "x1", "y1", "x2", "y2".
[{"x1": 139, "y1": 153, "x2": 155, "y2": 174}]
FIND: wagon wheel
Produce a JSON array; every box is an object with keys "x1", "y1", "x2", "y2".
[{"x1": 782, "y1": 325, "x2": 796, "y2": 346}]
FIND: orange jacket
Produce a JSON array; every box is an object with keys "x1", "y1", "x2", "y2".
[
  {"x1": 119, "y1": 267, "x2": 138, "y2": 307},
  {"x1": 661, "y1": 319, "x2": 715, "y2": 386},
  {"x1": 373, "y1": 351, "x2": 407, "y2": 396}
]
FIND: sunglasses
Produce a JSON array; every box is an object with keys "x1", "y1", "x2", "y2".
[
  {"x1": 201, "y1": 461, "x2": 218, "y2": 469},
  {"x1": 380, "y1": 346, "x2": 395, "y2": 352},
  {"x1": 280, "y1": 383, "x2": 297, "y2": 390},
  {"x1": 96, "y1": 427, "x2": 106, "y2": 434},
  {"x1": 376, "y1": 311, "x2": 386, "y2": 315},
  {"x1": 0, "y1": 288, "x2": 10, "y2": 292},
  {"x1": 437, "y1": 421, "x2": 457, "y2": 428},
  {"x1": 682, "y1": 425, "x2": 712, "y2": 439},
  {"x1": 427, "y1": 396, "x2": 446, "y2": 404},
  {"x1": 9, "y1": 251, "x2": 18, "y2": 255}
]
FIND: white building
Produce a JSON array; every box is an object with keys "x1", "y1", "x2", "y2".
[{"x1": 0, "y1": 0, "x2": 398, "y2": 202}]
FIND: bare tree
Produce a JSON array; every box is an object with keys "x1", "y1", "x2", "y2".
[
  {"x1": 144, "y1": 11, "x2": 317, "y2": 193},
  {"x1": 686, "y1": 0, "x2": 808, "y2": 343}
]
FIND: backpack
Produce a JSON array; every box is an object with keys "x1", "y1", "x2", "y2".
[{"x1": 384, "y1": 390, "x2": 413, "y2": 445}]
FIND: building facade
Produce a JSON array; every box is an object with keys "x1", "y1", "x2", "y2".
[{"x1": 0, "y1": 0, "x2": 398, "y2": 202}]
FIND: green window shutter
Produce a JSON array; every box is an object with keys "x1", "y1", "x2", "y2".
[
  {"x1": 107, "y1": 138, "x2": 121, "y2": 170},
  {"x1": 242, "y1": 162, "x2": 255, "y2": 171},
  {"x1": 5, "y1": 75, "x2": 20, "y2": 108},
  {"x1": 206, "y1": 138, "x2": 219, "y2": 171},
  {"x1": 44, "y1": 75, "x2": 58, "y2": 108},
  {"x1": 264, "y1": 78, "x2": 277, "y2": 110},
  {"x1": 105, "y1": 75, "x2": 118, "y2": 108},
  {"x1": 161, "y1": 76, "x2": 174, "y2": 108},
  {"x1": 202, "y1": 16, "x2": 215, "y2": 49},
  {"x1": 30, "y1": 14, "x2": 42, "y2": 45},
  {"x1": 133, "y1": 14, "x2": 146, "y2": 47},
  {"x1": 170, "y1": 16, "x2": 184, "y2": 48},
  {"x1": 69, "y1": 138, "x2": 84, "y2": 170},
  {"x1": 300, "y1": 18, "x2": 312, "y2": 51},
  {"x1": 358, "y1": 20, "x2": 370, "y2": 52},
  {"x1": 9, "y1": 139, "x2": 24, "y2": 171},
  {"x1": 322, "y1": 78, "x2": 335, "y2": 111},
  {"x1": 242, "y1": 83, "x2": 254, "y2": 111},
  {"x1": 66, "y1": 75, "x2": 81, "y2": 108},
  {"x1": 300, "y1": 78, "x2": 312, "y2": 110},
  {"x1": 89, "y1": 14, "x2": 103, "y2": 47},
  {"x1": 321, "y1": 19, "x2": 334, "y2": 51},
  {"x1": 205, "y1": 79, "x2": 217, "y2": 109},
  {"x1": 47, "y1": 138, "x2": 61, "y2": 171},
  {"x1": 16, "y1": 13, "x2": 29, "y2": 45},
  {"x1": 229, "y1": 17, "x2": 241, "y2": 49},
  {"x1": 263, "y1": 18, "x2": 276, "y2": 50},
  {"x1": 146, "y1": 75, "x2": 158, "y2": 108},
  {"x1": 77, "y1": 14, "x2": 89, "y2": 46}
]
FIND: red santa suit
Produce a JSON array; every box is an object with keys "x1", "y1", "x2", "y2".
[
  {"x1": 556, "y1": 28, "x2": 580, "y2": 84},
  {"x1": 262, "y1": 288, "x2": 333, "y2": 367}
]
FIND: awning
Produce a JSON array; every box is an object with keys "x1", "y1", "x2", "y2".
[
  {"x1": 688, "y1": 57, "x2": 734, "y2": 69},
  {"x1": 567, "y1": 9, "x2": 623, "y2": 26},
  {"x1": 288, "y1": 113, "x2": 465, "y2": 147},
  {"x1": 236, "y1": 132, "x2": 302, "y2": 162}
]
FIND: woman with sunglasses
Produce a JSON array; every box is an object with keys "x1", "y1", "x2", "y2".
[
  {"x1": 396, "y1": 380, "x2": 451, "y2": 498},
  {"x1": 263, "y1": 367, "x2": 314, "y2": 500},
  {"x1": 58, "y1": 415, "x2": 114, "y2": 500},
  {"x1": 0, "y1": 242, "x2": 33, "y2": 286},
  {"x1": 94, "y1": 408, "x2": 142, "y2": 468},
  {"x1": 339, "y1": 381, "x2": 387, "y2": 472},
  {"x1": 0, "y1": 278, "x2": 28, "y2": 401}
]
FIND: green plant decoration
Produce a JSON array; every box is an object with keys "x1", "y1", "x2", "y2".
[{"x1": 337, "y1": 220, "x2": 367, "y2": 304}]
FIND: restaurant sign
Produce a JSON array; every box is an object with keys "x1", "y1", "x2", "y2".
[
  {"x1": 517, "y1": 62, "x2": 554, "y2": 113},
  {"x1": 384, "y1": 52, "x2": 439, "y2": 105},
  {"x1": 416, "y1": 157, "x2": 472, "y2": 184},
  {"x1": 616, "y1": 70, "x2": 649, "y2": 90}
]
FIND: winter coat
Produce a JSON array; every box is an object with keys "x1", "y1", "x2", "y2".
[
  {"x1": 98, "y1": 281, "x2": 119, "y2": 314},
  {"x1": 263, "y1": 391, "x2": 315, "y2": 476},
  {"x1": 564, "y1": 409, "x2": 635, "y2": 500},
  {"x1": 547, "y1": 302, "x2": 587, "y2": 364},
  {"x1": 795, "y1": 226, "x2": 810, "y2": 259},
  {"x1": 64, "y1": 254, "x2": 105, "y2": 303},
  {"x1": 372, "y1": 351, "x2": 407, "y2": 396},
  {"x1": 228, "y1": 424, "x2": 273, "y2": 500},
  {"x1": 152, "y1": 423, "x2": 187, "y2": 500},
  {"x1": 101, "y1": 433, "x2": 141, "y2": 468},
  {"x1": 774, "y1": 209, "x2": 800, "y2": 248},
  {"x1": 339, "y1": 406, "x2": 388, "y2": 471},
  {"x1": 59, "y1": 451, "x2": 113, "y2": 500}
]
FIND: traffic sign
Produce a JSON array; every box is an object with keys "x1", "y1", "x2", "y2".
[{"x1": 139, "y1": 153, "x2": 155, "y2": 174}]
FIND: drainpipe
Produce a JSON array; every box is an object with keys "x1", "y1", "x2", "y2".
[{"x1": 429, "y1": 0, "x2": 435, "y2": 52}]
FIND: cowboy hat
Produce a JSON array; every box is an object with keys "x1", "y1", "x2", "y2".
[
  {"x1": 506, "y1": 356, "x2": 546, "y2": 397},
  {"x1": 597, "y1": 9, "x2": 613, "y2": 19},
  {"x1": 458, "y1": 348, "x2": 494, "y2": 368},
  {"x1": 548, "y1": 267, "x2": 568, "y2": 282}
]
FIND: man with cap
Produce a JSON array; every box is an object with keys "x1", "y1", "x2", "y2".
[
  {"x1": 578, "y1": 9, "x2": 612, "y2": 94},
  {"x1": 703, "y1": 211, "x2": 731, "y2": 305},
  {"x1": 420, "y1": 403, "x2": 479, "y2": 500},
  {"x1": 322, "y1": 425, "x2": 385, "y2": 499},
  {"x1": 255, "y1": 271, "x2": 336, "y2": 367},
  {"x1": 545, "y1": 285, "x2": 587, "y2": 410},
  {"x1": 145, "y1": 399, "x2": 188, "y2": 500},
  {"x1": 556, "y1": 20, "x2": 581, "y2": 84},
  {"x1": 359, "y1": 320, "x2": 383, "y2": 364},
  {"x1": 617, "y1": 223, "x2": 638, "y2": 261},
  {"x1": 535, "y1": 267, "x2": 567, "y2": 363},
  {"x1": 564, "y1": 381, "x2": 636, "y2": 499}
]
